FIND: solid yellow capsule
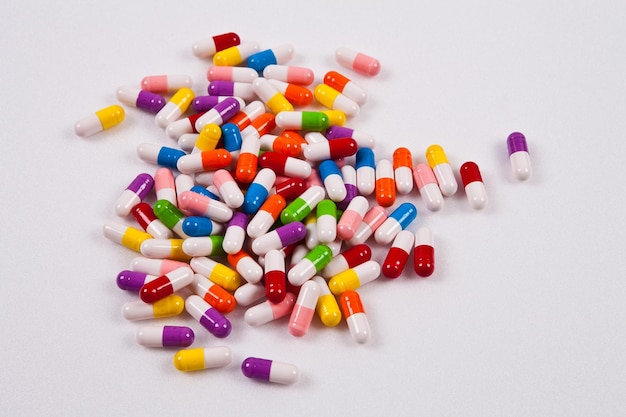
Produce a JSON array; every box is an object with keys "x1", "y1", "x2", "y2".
[
  {"x1": 190, "y1": 257, "x2": 242, "y2": 291},
  {"x1": 195, "y1": 123, "x2": 222, "y2": 152},
  {"x1": 74, "y1": 104, "x2": 125, "y2": 137},
  {"x1": 173, "y1": 347, "x2": 233, "y2": 372},
  {"x1": 313, "y1": 276, "x2": 341, "y2": 327}
]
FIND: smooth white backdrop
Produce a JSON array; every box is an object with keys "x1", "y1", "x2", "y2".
[{"x1": 2, "y1": 1, "x2": 625, "y2": 416}]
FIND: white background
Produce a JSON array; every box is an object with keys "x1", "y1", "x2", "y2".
[{"x1": 2, "y1": 1, "x2": 625, "y2": 416}]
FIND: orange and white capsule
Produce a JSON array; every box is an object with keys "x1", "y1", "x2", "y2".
[
  {"x1": 393, "y1": 147, "x2": 413, "y2": 195},
  {"x1": 227, "y1": 250, "x2": 264, "y2": 284},
  {"x1": 213, "y1": 41, "x2": 260, "y2": 66},
  {"x1": 414, "y1": 227, "x2": 435, "y2": 277},
  {"x1": 339, "y1": 290, "x2": 371, "y2": 343},
  {"x1": 413, "y1": 163, "x2": 444, "y2": 212},
  {"x1": 176, "y1": 149, "x2": 232, "y2": 175},
  {"x1": 155, "y1": 87, "x2": 195, "y2": 128},
  {"x1": 74, "y1": 104, "x2": 125, "y2": 137},
  {"x1": 337, "y1": 196, "x2": 368, "y2": 240},
  {"x1": 235, "y1": 134, "x2": 261, "y2": 183},
  {"x1": 323, "y1": 70, "x2": 367, "y2": 105},
  {"x1": 267, "y1": 79, "x2": 313, "y2": 106},
  {"x1": 247, "y1": 194, "x2": 287, "y2": 238},
  {"x1": 460, "y1": 161, "x2": 487, "y2": 210},
  {"x1": 288, "y1": 280, "x2": 320, "y2": 337},
  {"x1": 375, "y1": 159, "x2": 396, "y2": 207},
  {"x1": 426, "y1": 144, "x2": 458, "y2": 197},
  {"x1": 263, "y1": 65, "x2": 315, "y2": 86},
  {"x1": 335, "y1": 47, "x2": 381, "y2": 77}
]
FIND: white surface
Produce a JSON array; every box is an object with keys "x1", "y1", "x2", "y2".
[{"x1": 2, "y1": 1, "x2": 626, "y2": 416}]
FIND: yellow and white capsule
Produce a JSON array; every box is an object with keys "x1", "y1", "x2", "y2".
[
  {"x1": 75, "y1": 104, "x2": 125, "y2": 137},
  {"x1": 122, "y1": 294, "x2": 185, "y2": 321},
  {"x1": 328, "y1": 261, "x2": 381, "y2": 295},
  {"x1": 425, "y1": 144, "x2": 458, "y2": 197},
  {"x1": 173, "y1": 347, "x2": 232, "y2": 372},
  {"x1": 190, "y1": 257, "x2": 242, "y2": 291},
  {"x1": 313, "y1": 276, "x2": 341, "y2": 327},
  {"x1": 155, "y1": 87, "x2": 195, "y2": 128},
  {"x1": 314, "y1": 84, "x2": 359, "y2": 118},
  {"x1": 103, "y1": 220, "x2": 152, "y2": 252}
]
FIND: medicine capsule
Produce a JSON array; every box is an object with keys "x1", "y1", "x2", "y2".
[
  {"x1": 260, "y1": 134, "x2": 302, "y2": 158},
  {"x1": 241, "y1": 357, "x2": 299, "y2": 384},
  {"x1": 213, "y1": 41, "x2": 260, "y2": 66},
  {"x1": 335, "y1": 47, "x2": 381, "y2": 76},
  {"x1": 229, "y1": 100, "x2": 266, "y2": 131},
  {"x1": 267, "y1": 79, "x2": 313, "y2": 106},
  {"x1": 136, "y1": 325, "x2": 195, "y2": 348},
  {"x1": 251, "y1": 222, "x2": 306, "y2": 255},
  {"x1": 74, "y1": 104, "x2": 125, "y2": 137},
  {"x1": 311, "y1": 276, "x2": 341, "y2": 327},
  {"x1": 348, "y1": 205, "x2": 387, "y2": 246},
  {"x1": 178, "y1": 133, "x2": 200, "y2": 152},
  {"x1": 122, "y1": 294, "x2": 185, "y2": 321},
  {"x1": 247, "y1": 194, "x2": 286, "y2": 238},
  {"x1": 338, "y1": 165, "x2": 358, "y2": 211},
  {"x1": 207, "y1": 80, "x2": 256, "y2": 101},
  {"x1": 314, "y1": 84, "x2": 360, "y2": 118},
  {"x1": 181, "y1": 216, "x2": 220, "y2": 238},
  {"x1": 174, "y1": 346, "x2": 232, "y2": 372},
  {"x1": 227, "y1": 249, "x2": 263, "y2": 284},
  {"x1": 141, "y1": 74, "x2": 193, "y2": 93},
  {"x1": 245, "y1": 292, "x2": 296, "y2": 326},
  {"x1": 304, "y1": 212, "x2": 319, "y2": 250},
  {"x1": 194, "y1": 97, "x2": 242, "y2": 131},
  {"x1": 189, "y1": 123, "x2": 221, "y2": 153},
  {"x1": 264, "y1": 249, "x2": 288, "y2": 303},
  {"x1": 280, "y1": 186, "x2": 325, "y2": 224},
  {"x1": 246, "y1": 44, "x2": 295, "y2": 73},
  {"x1": 190, "y1": 273, "x2": 236, "y2": 314},
  {"x1": 241, "y1": 112, "x2": 276, "y2": 139},
  {"x1": 235, "y1": 282, "x2": 266, "y2": 306},
  {"x1": 235, "y1": 136, "x2": 260, "y2": 185},
  {"x1": 163, "y1": 112, "x2": 201, "y2": 140},
  {"x1": 153, "y1": 199, "x2": 191, "y2": 238},
  {"x1": 288, "y1": 280, "x2": 320, "y2": 337},
  {"x1": 116, "y1": 87, "x2": 166, "y2": 114},
  {"x1": 213, "y1": 169, "x2": 244, "y2": 209},
  {"x1": 117, "y1": 270, "x2": 157, "y2": 292},
  {"x1": 222, "y1": 212, "x2": 248, "y2": 254},
  {"x1": 177, "y1": 190, "x2": 233, "y2": 223},
  {"x1": 328, "y1": 260, "x2": 381, "y2": 295},
  {"x1": 272, "y1": 177, "x2": 306, "y2": 202},
  {"x1": 337, "y1": 195, "x2": 368, "y2": 240},
  {"x1": 252, "y1": 77, "x2": 294, "y2": 114},
  {"x1": 136, "y1": 143, "x2": 186, "y2": 170},
  {"x1": 288, "y1": 244, "x2": 332, "y2": 286},
  {"x1": 460, "y1": 161, "x2": 488, "y2": 210},
  {"x1": 413, "y1": 163, "x2": 444, "y2": 212},
  {"x1": 207, "y1": 65, "x2": 258, "y2": 82},
  {"x1": 414, "y1": 227, "x2": 435, "y2": 277},
  {"x1": 140, "y1": 238, "x2": 190, "y2": 262},
  {"x1": 326, "y1": 125, "x2": 376, "y2": 149},
  {"x1": 139, "y1": 266, "x2": 194, "y2": 303},
  {"x1": 185, "y1": 294, "x2": 232, "y2": 338},
  {"x1": 355, "y1": 147, "x2": 376, "y2": 196},
  {"x1": 339, "y1": 290, "x2": 371, "y2": 344},
  {"x1": 321, "y1": 243, "x2": 372, "y2": 278},
  {"x1": 316, "y1": 199, "x2": 337, "y2": 244},
  {"x1": 192, "y1": 32, "x2": 240, "y2": 58},
  {"x1": 103, "y1": 220, "x2": 152, "y2": 252},
  {"x1": 275, "y1": 111, "x2": 329, "y2": 132},
  {"x1": 155, "y1": 87, "x2": 194, "y2": 128},
  {"x1": 241, "y1": 168, "x2": 275, "y2": 214},
  {"x1": 393, "y1": 147, "x2": 414, "y2": 195},
  {"x1": 219, "y1": 122, "x2": 242, "y2": 153},
  {"x1": 375, "y1": 159, "x2": 396, "y2": 207},
  {"x1": 190, "y1": 257, "x2": 242, "y2": 292},
  {"x1": 182, "y1": 235, "x2": 225, "y2": 257},
  {"x1": 192, "y1": 95, "x2": 244, "y2": 113},
  {"x1": 263, "y1": 64, "x2": 314, "y2": 86},
  {"x1": 153, "y1": 168, "x2": 176, "y2": 205},
  {"x1": 115, "y1": 173, "x2": 154, "y2": 217},
  {"x1": 319, "y1": 159, "x2": 346, "y2": 202},
  {"x1": 130, "y1": 257, "x2": 189, "y2": 276},
  {"x1": 426, "y1": 144, "x2": 458, "y2": 197},
  {"x1": 382, "y1": 230, "x2": 414, "y2": 279},
  {"x1": 507, "y1": 131, "x2": 532, "y2": 181},
  {"x1": 323, "y1": 70, "x2": 367, "y2": 105},
  {"x1": 259, "y1": 152, "x2": 312, "y2": 179},
  {"x1": 374, "y1": 202, "x2": 418, "y2": 245},
  {"x1": 303, "y1": 137, "x2": 357, "y2": 162}
]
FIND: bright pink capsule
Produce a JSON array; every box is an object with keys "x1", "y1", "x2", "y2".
[
  {"x1": 382, "y1": 230, "x2": 414, "y2": 279},
  {"x1": 413, "y1": 163, "x2": 444, "y2": 212},
  {"x1": 288, "y1": 280, "x2": 320, "y2": 337},
  {"x1": 414, "y1": 227, "x2": 435, "y2": 277},
  {"x1": 141, "y1": 74, "x2": 193, "y2": 93},
  {"x1": 347, "y1": 205, "x2": 387, "y2": 246},
  {"x1": 139, "y1": 266, "x2": 194, "y2": 303},
  {"x1": 263, "y1": 65, "x2": 315, "y2": 86}
]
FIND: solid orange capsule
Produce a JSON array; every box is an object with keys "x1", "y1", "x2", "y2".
[
  {"x1": 393, "y1": 148, "x2": 414, "y2": 195},
  {"x1": 375, "y1": 159, "x2": 396, "y2": 207}
]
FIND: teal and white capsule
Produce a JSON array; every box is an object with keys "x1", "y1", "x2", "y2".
[
  {"x1": 153, "y1": 199, "x2": 192, "y2": 239},
  {"x1": 316, "y1": 199, "x2": 337, "y2": 244},
  {"x1": 288, "y1": 244, "x2": 333, "y2": 286},
  {"x1": 275, "y1": 111, "x2": 329, "y2": 131},
  {"x1": 374, "y1": 202, "x2": 418, "y2": 245},
  {"x1": 280, "y1": 185, "x2": 326, "y2": 224}
]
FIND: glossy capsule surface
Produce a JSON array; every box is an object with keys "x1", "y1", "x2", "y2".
[
  {"x1": 374, "y1": 202, "x2": 418, "y2": 245},
  {"x1": 426, "y1": 144, "x2": 458, "y2": 197},
  {"x1": 176, "y1": 149, "x2": 232, "y2": 175},
  {"x1": 326, "y1": 125, "x2": 376, "y2": 148},
  {"x1": 116, "y1": 87, "x2": 166, "y2": 114},
  {"x1": 382, "y1": 230, "x2": 414, "y2": 278},
  {"x1": 287, "y1": 244, "x2": 333, "y2": 286},
  {"x1": 117, "y1": 270, "x2": 156, "y2": 292},
  {"x1": 260, "y1": 134, "x2": 302, "y2": 157},
  {"x1": 182, "y1": 236, "x2": 225, "y2": 256},
  {"x1": 319, "y1": 159, "x2": 346, "y2": 202},
  {"x1": 190, "y1": 273, "x2": 236, "y2": 313},
  {"x1": 259, "y1": 152, "x2": 312, "y2": 179},
  {"x1": 280, "y1": 186, "x2": 325, "y2": 224},
  {"x1": 174, "y1": 347, "x2": 232, "y2": 372},
  {"x1": 213, "y1": 41, "x2": 260, "y2": 66},
  {"x1": 207, "y1": 65, "x2": 258, "y2": 82},
  {"x1": 190, "y1": 257, "x2": 242, "y2": 292},
  {"x1": 246, "y1": 44, "x2": 294, "y2": 73},
  {"x1": 276, "y1": 111, "x2": 329, "y2": 131},
  {"x1": 207, "y1": 80, "x2": 256, "y2": 101},
  {"x1": 139, "y1": 266, "x2": 194, "y2": 303},
  {"x1": 460, "y1": 161, "x2": 488, "y2": 210},
  {"x1": 222, "y1": 212, "x2": 248, "y2": 254},
  {"x1": 141, "y1": 74, "x2": 192, "y2": 93},
  {"x1": 103, "y1": 220, "x2": 153, "y2": 253},
  {"x1": 136, "y1": 143, "x2": 186, "y2": 170},
  {"x1": 153, "y1": 199, "x2": 190, "y2": 239},
  {"x1": 136, "y1": 325, "x2": 194, "y2": 348},
  {"x1": 273, "y1": 177, "x2": 307, "y2": 202},
  {"x1": 355, "y1": 147, "x2": 376, "y2": 196},
  {"x1": 241, "y1": 357, "x2": 299, "y2": 384},
  {"x1": 339, "y1": 290, "x2": 371, "y2": 344},
  {"x1": 122, "y1": 294, "x2": 185, "y2": 321},
  {"x1": 375, "y1": 159, "x2": 396, "y2": 207},
  {"x1": 288, "y1": 280, "x2": 320, "y2": 337},
  {"x1": 413, "y1": 163, "x2": 444, "y2": 212},
  {"x1": 314, "y1": 84, "x2": 360, "y2": 117},
  {"x1": 242, "y1": 168, "x2": 276, "y2": 214},
  {"x1": 335, "y1": 47, "x2": 381, "y2": 76},
  {"x1": 74, "y1": 104, "x2": 125, "y2": 137},
  {"x1": 251, "y1": 222, "x2": 307, "y2": 255},
  {"x1": 328, "y1": 261, "x2": 381, "y2": 295},
  {"x1": 115, "y1": 173, "x2": 154, "y2": 217},
  {"x1": 227, "y1": 250, "x2": 264, "y2": 284},
  {"x1": 244, "y1": 292, "x2": 296, "y2": 326},
  {"x1": 414, "y1": 227, "x2": 435, "y2": 277},
  {"x1": 247, "y1": 194, "x2": 287, "y2": 238},
  {"x1": 323, "y1": 70, "x2": 367, "y2": 105},
  {"x1": 263, "y1": 64, "x2": 314, "y2": 85},
  {"x1": 393, "y1": 147, "x2": 414, "y2": 195},
  {"x1": 192, "y1": 32, "x2": 240, "y2": 58},
  {"x1": 194, "y1": 97, "x2": 242, "y2": 131},
  {"x1": 313, "y1": 276, "x2": 341, "y2": 327},
  {"x1": 235, "y1": 134, "x2": 261, "y2": 184},
  {"x1": 213, "y1": 169, "x2": 244, "y2": 209},
  {"x1": 303, "y1": 137, "x2": 357, "y2": 162},
  {"x1": 155, "y1": 87, "x2": 194, "y2": 128},
  {"x1": 185, "y1": 295, "x2": 232, "y2": 338},
  {"x1": 321, "y1": 243, "x2": 372, "y2": 278},
  {"x1": 507, "y1": 132, "x2": 532, "y2": 181},
  {"x1": 267, "y1": 79, "x2": 313, "y2": 106},
  {"x1": 264, "y1": 249, "x2": 287, "y2": 303}
]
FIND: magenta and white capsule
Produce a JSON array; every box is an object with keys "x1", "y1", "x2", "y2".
[
  {"x1": 116, "y1": 87, "x2": 166, "y2": 114},
  {"x1": 507, "y1": 132, "x2": 532, "y2": 181},
  {"x1": 222, "y1": 212, "x2": 248, "y2": 254},
  {"x1": 194, "y1": 97, "x2": 242, "y2": 131}
]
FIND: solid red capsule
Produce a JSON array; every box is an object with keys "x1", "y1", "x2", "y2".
[
  {"x1": 139, "y1": 267, "x2": 194, "y2": 303},
  {"x1": 273, "y1": 177, "x2": 307, "y2": 202},
  {"x1": 264, "y1": 250, "x2": 287, "y2": 303},
  {"x1": 382, "y1": 230, "x2": 414, "y2": 279},
  {"x1": 414, "y1": 227, "x2": 435, "y2": 277}
]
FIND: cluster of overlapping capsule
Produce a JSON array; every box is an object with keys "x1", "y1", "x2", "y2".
[{"x1": 79, "y1": 32, "x2": 532, "y2": 384}]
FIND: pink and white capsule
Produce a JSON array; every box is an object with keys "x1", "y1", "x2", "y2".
[
  {"x1": 207, "y1": 66, "x2": 259, "y2": 83},
  {"x1": 213, "y1": 169, "x2": 244, "y2": 209},
  {"x1": 413, "y1": 164, "x2": 444, "y2": 212},
  {"x1": 263, "y1": 65, "x2": 315, "y2": 86},
  {"x1": 337, "y1": 196, "x2": 368, "y2": 240},
  {"x1": 335, "y1": 47, "x2": 381, "y2": 77},
  {"x1": 234, "y1": 282, "x2": 266, "y2": 306},
  {"x1": 177, "y1": 190, "x2": 233, "y2": 223},
  {"x1": 154, "y1": 168, "x2": 177, "y2": 205},
  {"x1": 348, "y1": 206, "x2": 387, "y2": 246},
  {"x1": 288, "y1": 280, "x2": 320, "y2": 337},
  {"x1": 141, "y1": 75, "x2": 193, "y2": 93},
  {"x1": 182, "y1": 237, "x2": 223, "y2": 257},
  {"x1": 245, "y1": 293, "x2": 296, "y2": 327},
  {"x1": 130, "y1": 257, "x2": 189, "y2": 276}
]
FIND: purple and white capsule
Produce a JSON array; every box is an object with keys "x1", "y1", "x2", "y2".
[
  {"x1": 507, "y1": 132, "x2": 532, "y2": 181},
  {"x1": 185, "y1": 295, "x2": 232, "y2": 338},
  {"x1": 115, "y1": 173, "x2": 154, "y2": 217},
  {"x1": 241, "y1": 357, "x2": 299, "y2": 384},
  {"x1": 251, "y1": 222, "x2": 307, "y2": 256},
  {"x1": 136, "y1": 325, "x2": 195, "y2": 347}
]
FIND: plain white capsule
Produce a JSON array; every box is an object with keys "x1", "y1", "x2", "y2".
[
  {"x1": 279, "y1": 156, "x2": 313, "y2": 179},
  {"x1": 247, "y1": 210, "x2": 276, "y2": 239},
  {"x1": 510, "y1": 152, "x2": 532, "y2": 181},
  {"x1": 374, "y1": 217, "x2": 403, "y2": 246},
  {"x1": 234, "y1": 282, "x2": 266, "y2": 306},
  {"x1": 155, "y1": 102, "x2": 183, "y2": 129},
  {"x1": 244, "y1": 293, "x2": 296, "y2": 327},
  {"x1": 433, "y1": 163, "x2": 458, "y2": 197}
]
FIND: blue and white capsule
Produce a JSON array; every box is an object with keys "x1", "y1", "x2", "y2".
[
  {"x1": 374, "y1": 202, "x2": 418, "y2": 245},
  {"x1": 137, "y1": 143, "x2": 186, "y2": 170},
  {"x1": 355, "y1": 148, "x2": 376, "y2": 196},
  {"x1": 246, "y1": 44, "x2": 295, "y2": 73},
  {"x1": 242, "y1": 168, "x2": 276, "y2": 214}
]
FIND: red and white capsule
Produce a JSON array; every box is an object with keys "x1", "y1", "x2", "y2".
[
  {"x1": 414, "y1": 227, "x2": 435, "y2": 277},
  {"x1": 321, "y1": 243, "x2": 372, "y2": 278},
  {"x1": 382, "y1": 230, "x2": 414, "y2": 279},
  {"x1": 460, "y1": 161, "x2": 487, "y2": 210},
  {"x1": 139, "y1": 266, "x2": 194, "y2": 304},
  {"x1": 131, "y1": 203, "x2": 173, "y2": 240}
]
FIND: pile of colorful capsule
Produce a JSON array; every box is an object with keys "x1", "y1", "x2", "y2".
[{"x1": 77, "y1": 32, "x2": 533, "y2": 384}]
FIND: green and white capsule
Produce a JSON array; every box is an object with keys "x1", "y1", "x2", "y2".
[{"x1": 287, "y1": 244, "x2": 333, "y2": 286}]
